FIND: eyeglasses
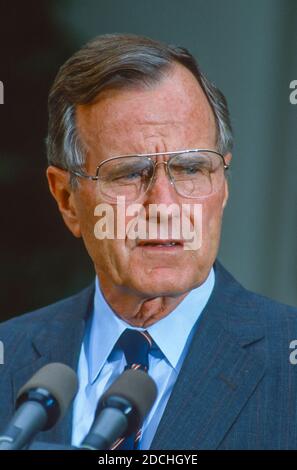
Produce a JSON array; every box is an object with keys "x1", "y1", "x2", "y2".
[{"x1": 69, "y1": 149, "x2": 229, "y2": 202}]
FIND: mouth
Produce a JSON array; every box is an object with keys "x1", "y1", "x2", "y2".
[{"x1": 136, "y1": 239, "x2": 184, "y2": 250}]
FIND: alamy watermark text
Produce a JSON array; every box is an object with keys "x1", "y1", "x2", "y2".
[
  {"x1": 0, "y1": 81, "x2": 3, "y2": 104},
  {"x1": 93, "y1": 197, "x2": 203, "y2": 250},
  {"x1": 0, "y1": 341, "x2": 4, "y2": 365},
  {"x1": 289, "y1": 80, "x2": 297, "y2": 104}
]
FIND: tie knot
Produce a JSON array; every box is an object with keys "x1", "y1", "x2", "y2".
[{"x1": 117, "y1": 329, "x2": 153, "y2": 372}]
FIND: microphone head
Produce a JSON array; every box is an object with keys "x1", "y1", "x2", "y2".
[
  {"x1": 99, "y1": 369, "x2": 157, "y2": 430},
  {"x1": 17, "y1": 363, "x2": 78, "y2": 420}
]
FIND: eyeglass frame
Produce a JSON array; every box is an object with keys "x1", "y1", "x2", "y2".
[
  {"x1": 69, "y1": 148, "x2": 229, "y2": 179},
  {"x1": 56, "y1": 148, "x2": 230, "y2": 200}
]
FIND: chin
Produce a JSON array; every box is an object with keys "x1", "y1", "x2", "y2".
[{"x1": 131, "y1": 270, "x2": 194, "y2": 297}]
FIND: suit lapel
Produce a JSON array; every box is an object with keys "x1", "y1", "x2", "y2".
[
  {"x1": 151, "y1": 263, "x2": 266, "y2": 450},
  {"x1": 11, "y1": 283, "x2": 94, "y2": 446}
]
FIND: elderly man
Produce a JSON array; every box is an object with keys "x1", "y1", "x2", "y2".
[{"x1": 0, "y1": 34, "x2": 297, "y2": 450}]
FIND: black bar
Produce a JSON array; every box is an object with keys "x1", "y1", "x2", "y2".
[{"x1": 0, "y1": 450, "x2": 297, "y2": 466}]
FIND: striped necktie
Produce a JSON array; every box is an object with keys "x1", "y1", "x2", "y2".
[{"x1": 110, "y1": 329, "x2": 153, "y2": 450}]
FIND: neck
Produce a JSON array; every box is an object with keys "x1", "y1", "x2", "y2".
[{"x1": 97, "y1": 277, "x2": 189, "y2": 328}]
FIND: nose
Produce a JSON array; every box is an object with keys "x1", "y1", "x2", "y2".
[{"x1": 144, "y1": 160, "x2": 178, "y2": 205}]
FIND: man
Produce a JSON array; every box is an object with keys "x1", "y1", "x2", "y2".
[{"x1": 1, "y1": 33, "x2": 297, "y2": 450}]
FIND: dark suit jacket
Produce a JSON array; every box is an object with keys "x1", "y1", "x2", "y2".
[{"x1": 1, "y1": 261, "x2": 297, "y2": 449}]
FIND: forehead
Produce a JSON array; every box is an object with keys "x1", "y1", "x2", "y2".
[{"x1": 76, "y1": 63, "x2": 217, "y2": 157}]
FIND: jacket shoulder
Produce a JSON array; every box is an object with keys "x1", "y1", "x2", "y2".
[
  {"x1": 0, "y1": 283, "x2": 95, "y2": 342},
  {"x1": 216, "y1": 261, "x2": 297, "y2": 324}
]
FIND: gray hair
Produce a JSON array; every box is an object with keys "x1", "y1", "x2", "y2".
[{"x1": 46, "y1": 33, "x2": 233, "y2": 187}]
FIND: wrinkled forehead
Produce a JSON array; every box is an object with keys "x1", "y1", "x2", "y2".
[{"x1": 76, "y1": 63, "x2": 217, "y2": 159}]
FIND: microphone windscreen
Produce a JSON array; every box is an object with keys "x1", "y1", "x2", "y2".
[
  {"x1": 99, "y1": 369, "x2": 157, "y2": 422},
  {"x1": 17, "y1": 363, "x2": 78, "y2": 419}
]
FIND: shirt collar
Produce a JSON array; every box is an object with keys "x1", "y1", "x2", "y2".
[{"x1": 88, "y1": 268, "x2": 215, "y2": 384}]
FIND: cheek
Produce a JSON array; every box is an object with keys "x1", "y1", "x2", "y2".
[
  {"x1": 199, "y1": 191, "x2": 225, "y2": 243},
  {"x1": 76, "y1": 194, "x2": 97, "y2": 244},
  {"x1": 73, "y1": 189, "x2": 108, "y2": 261},
  {"x1": 79, "y1": 192, "x2": 132, "y2": 272}
]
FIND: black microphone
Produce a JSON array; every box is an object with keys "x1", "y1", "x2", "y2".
[
  {"x1": 0, "y1": 363, "x2": 78, "y2": 450},
  {"x1": 80, "y1": 369, "x2": 157, "y2": 450}
]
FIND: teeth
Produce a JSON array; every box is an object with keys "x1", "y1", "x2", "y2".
[{"x1": 144, "y1": 242, "x2": 178, "y2": 246}]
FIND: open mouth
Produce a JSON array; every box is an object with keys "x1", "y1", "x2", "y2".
[{"x1": 137, "y1": 239, "x2": 184, "y2": 248}]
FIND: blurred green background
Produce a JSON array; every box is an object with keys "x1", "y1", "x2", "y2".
[{"x1": 0, "y1": 0, "x2": 296, "y2": 321}]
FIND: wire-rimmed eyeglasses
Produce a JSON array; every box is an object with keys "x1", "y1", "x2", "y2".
[{"x1": 65, "y1": 149, "x2": 229, "y2": 202}]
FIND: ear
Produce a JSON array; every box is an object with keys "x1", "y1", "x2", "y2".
[
  {"x1": 222, "y1": 152, "x2": 232, "y2": 210},
  {"x1": 46, "y1": 166, "x2": 82, "y2": 238}
]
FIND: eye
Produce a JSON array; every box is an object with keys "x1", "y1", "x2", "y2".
[
  {"x1": 183, "y1": 164, "x2": 203, "y2": 175},
  {"x1": 107, "y1": 163, "x2": 151, "y2": 183},
  {"x1": 170, "y1": 161, "x2": 209, "y2": 176},
  {"x1": 121, "y1": 171, "x2": 141, "y2": 181}
]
